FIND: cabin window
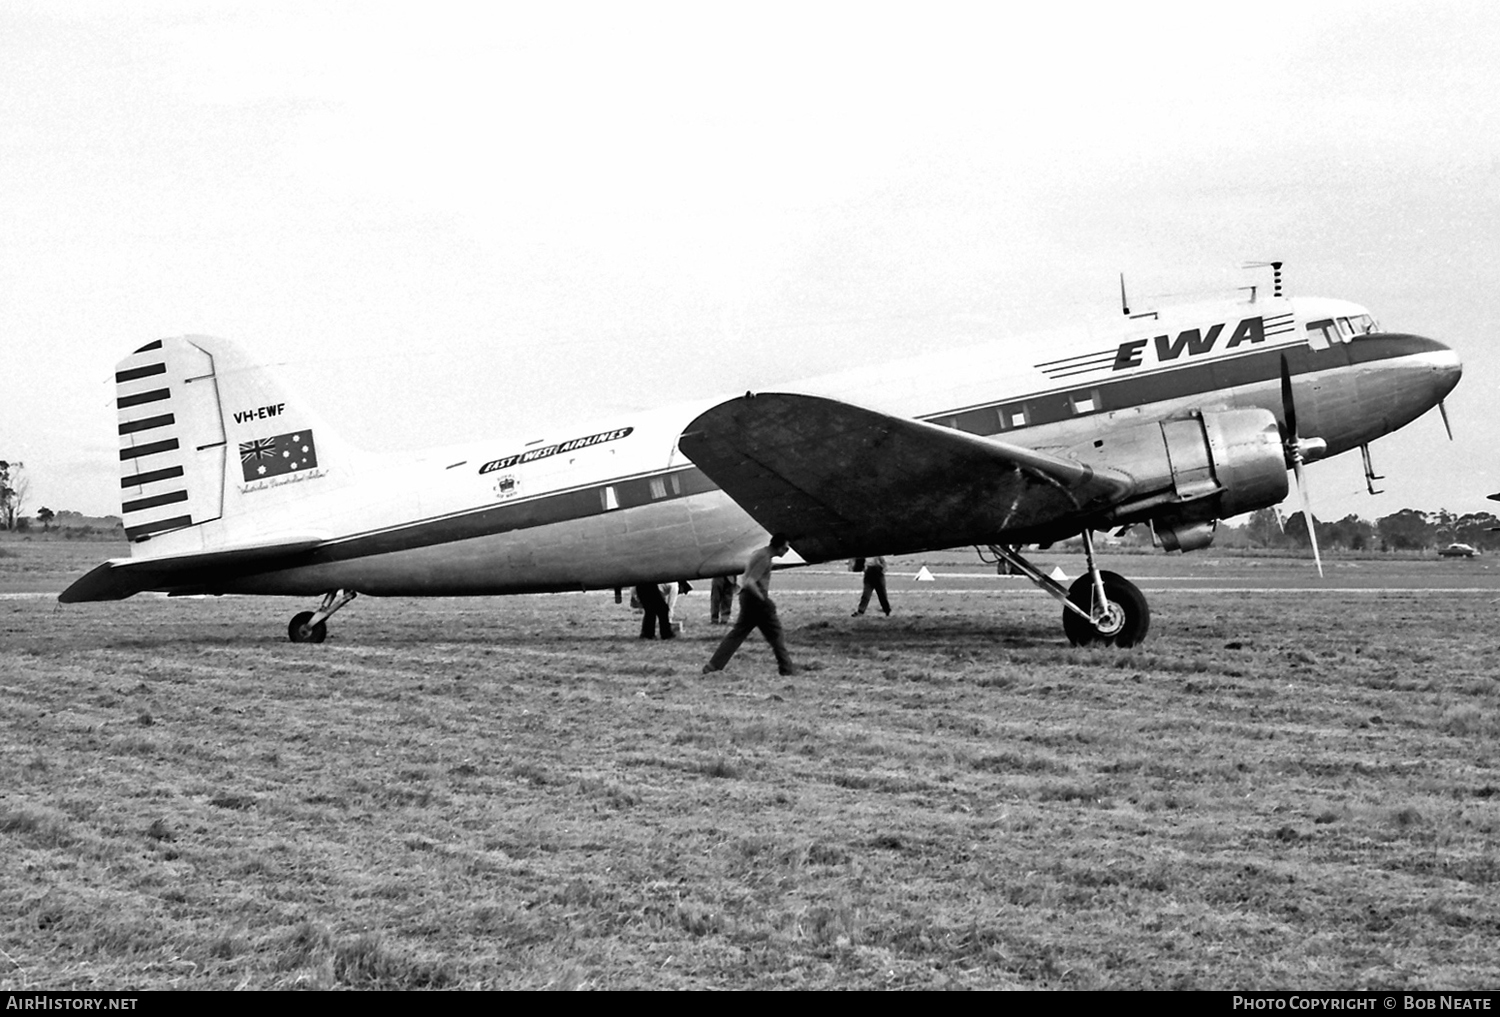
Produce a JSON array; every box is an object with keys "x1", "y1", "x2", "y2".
[
  {"x1": 999, "y1": 404, "x2": 1029, "y2": 430},
  {"x1": 1069, "y1": 389, "x2": 1101, "y2": 415},
  {"x1": 1305, "y1": 319, "x2": 1335, "y2": 350},
  {"x1": 670, "y1": 473, "x2": 682, "y2": 495},
  {"x1": 601, "y1": 486, "x2": 620, "y2": 511},
  {"x1": 649, "y1": 477, "x2": 667, "y2": 499}
]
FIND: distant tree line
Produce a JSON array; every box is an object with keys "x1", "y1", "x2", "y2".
[
  {"x1": 1224, "y1": 507, "x2": 1500, "y2": 553},
  {"x1": 1, "y1": 460, "x2": 123, "y2": 536},
  {"x1": 0, "y1": 460, "x2": 26, "y2": 531}
]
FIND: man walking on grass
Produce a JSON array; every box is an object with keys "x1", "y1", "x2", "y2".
[
  {"x1": 702, "y1": 532, "x2": 799, "y2": 677},
  {"x1": 852, "y1": 554, "x2": 892, "y2": 616}
]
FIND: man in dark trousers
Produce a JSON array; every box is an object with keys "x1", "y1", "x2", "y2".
[
  {"x1": 634, "y1": 582, "x2": 675, "y2": 639},
  {"x1": 710, "y1": 573, "x2": 737, "y2": 624},
  {"x1": 702, "y1": 533, "x2": 798, "y2": 676},
  {"x1": 853, "y1": 555, "x2": 891, "y2": 616}
]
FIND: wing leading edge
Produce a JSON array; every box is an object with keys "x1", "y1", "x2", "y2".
[{"x1": 678, "y1": 392, "x2": 1135, "y2": 562}]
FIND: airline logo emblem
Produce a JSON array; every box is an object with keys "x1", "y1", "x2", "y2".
[
  {"x1": 240, "y1": 431, "x2": 318, "y2": 481},
  {"x1": 1037, "y1": 313, "x2": 1294, "y2": 380}
]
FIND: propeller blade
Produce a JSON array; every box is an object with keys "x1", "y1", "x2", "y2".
[
  {"x1": 1279, "y1": 353, "x2": 1298, "y2": 440},
  {"x1": 1292, "y1": 459, "x2": 1324, "y2": 579},
  {"x1": 1281, "y1": 350, "x2": 1324, "y2": 577},
  {"x1": 1439, "y1": 399, "x2": 1454, "y2": 441}
]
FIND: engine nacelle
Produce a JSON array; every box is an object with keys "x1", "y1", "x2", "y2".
[{"x1": 1068, "y1": 408, "x2": 1288, "y2": 543}]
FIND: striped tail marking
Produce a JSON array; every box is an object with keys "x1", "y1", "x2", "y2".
[{"x1": 116, "y1": 339, "x2": 226, "y2": 542}]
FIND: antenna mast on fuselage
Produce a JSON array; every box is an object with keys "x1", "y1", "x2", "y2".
[{"x1": 1241, "y1": 260, "x2": 1285, "y2": 302}]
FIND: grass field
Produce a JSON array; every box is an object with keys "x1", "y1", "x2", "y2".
[{"x1": 2, "y1": 539, "x2": 1498, "y2": 989}]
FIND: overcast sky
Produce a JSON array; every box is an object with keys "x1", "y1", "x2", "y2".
[{"x1": 3, "y1": 0, "x2": 1498, "y2": 528}]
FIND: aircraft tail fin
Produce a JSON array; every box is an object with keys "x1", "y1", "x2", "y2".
[{"x1": 115, "y1": 336, "x2": 361, "y2": 553}]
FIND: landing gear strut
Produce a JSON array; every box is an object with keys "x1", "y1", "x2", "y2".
[
  {"x1": 988, "y1": 529, "x2": 1150, "y2": 647},
  {"x1": 1359, "y1": 443, "x2": 1384, "y2": 496},
  {"x1": 1060, "y1": 570, "x2": 1149, "y2": 647},
  {"x1": 288, "y1": 589, "x2": 357, "y2": 643}
]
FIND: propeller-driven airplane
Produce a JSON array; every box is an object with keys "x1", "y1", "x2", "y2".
[{"x1": 61, "y1": 268, "x2": 1461, "y2": 646}]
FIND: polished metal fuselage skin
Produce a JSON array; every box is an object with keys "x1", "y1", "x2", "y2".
[{"x1": 142, "y1": 295, "x2": 1464, "y2": 597}]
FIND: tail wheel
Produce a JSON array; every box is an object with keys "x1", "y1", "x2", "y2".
[
  {"x1": 1062, "y1": 570, "x2": 1149, "y2": 647},
  {"x1": 288, "y1": 611, "x2": 328, "y2": 644}
]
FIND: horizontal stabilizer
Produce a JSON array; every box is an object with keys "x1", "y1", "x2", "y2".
[
  {"x1": 679, "y1": 392, "x2": 1134, "y2": 561},
  {"x1": 57, "y1": 536, "x2": 328, "y2": 602}
]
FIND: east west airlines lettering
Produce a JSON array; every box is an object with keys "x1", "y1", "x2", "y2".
[
  {"x1": 63, "y1": 279, "x2": 1461, "y2": 647},
  {"x1": 478, "y1": 428, "x2": 634, "y2": 475}
]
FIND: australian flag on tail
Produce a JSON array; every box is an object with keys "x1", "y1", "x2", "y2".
[{"x1": 240, "y1": 431, "x2": 318, "y2": 482}]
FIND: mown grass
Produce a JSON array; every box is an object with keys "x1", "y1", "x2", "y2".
[{"x1": 1, "y1": 555, "x2": 1498, "y2": 989}]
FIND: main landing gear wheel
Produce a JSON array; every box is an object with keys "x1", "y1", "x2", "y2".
[
  {"x1": 286, "y1": 590, "x2": 356, "y2": 643},
  {"x1": 288, "y1": 611, "x2": 327, "y2": 644},
  {"x1": 987, "y1": 535, "x2": 1148, "y2": 647},
  {"x1": 1062, "y1": 570, "x2": 1150, "y2": 648}
]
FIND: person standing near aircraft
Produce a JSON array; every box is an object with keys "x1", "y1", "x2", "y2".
[
  {"x1": 853, "y1": 555, "x2": 891, "y2": 616},
  {"x1": 710, "y1": 573, "x2": 737, "y2": 624},
  {"x1": 702, "y1": 533, "x2": 798, "y2": 676},
  {"x1": 663, "y1": 579, "x2": 691, "y2": 635},
  {"x1": 634, "y1": 582, "x2": 675, "y2": 639}
]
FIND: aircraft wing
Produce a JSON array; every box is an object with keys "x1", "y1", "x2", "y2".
[
  {"x1": 58, "y1": 536, "x2": 327, "y2": 602},
  {"x1": 679, "y1": 392, "x2": 1136, "y2": 561}
]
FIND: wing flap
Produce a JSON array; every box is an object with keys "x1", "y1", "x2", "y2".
[
  {"x1": 678, "y1": 393, "x2": 1136, "y2": 561},
  {"x1": 58, "y1": 536, "x2": 327, "y2": 602}
]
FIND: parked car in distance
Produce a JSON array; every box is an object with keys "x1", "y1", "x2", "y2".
[{"x1": 1439, "y1": 543, "x2": 1480, "y2": 558}]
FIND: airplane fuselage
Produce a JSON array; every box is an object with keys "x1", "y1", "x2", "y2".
[{"x1": 175, "y1": 293, "x2": 1457, "y2": 599}]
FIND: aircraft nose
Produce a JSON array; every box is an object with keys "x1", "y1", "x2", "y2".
[
  {"x1": 1350, "y1": 333, "x2": 1462, "y2": 443},
  {"x1": 1432, "y1": 340, "x2": 1463, "y2": 398},
  {"x1": 1387, "y1": 332, "x2": 1462, "y2": 400}
]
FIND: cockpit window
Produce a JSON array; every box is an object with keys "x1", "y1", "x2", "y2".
[
  {"x1": 1309, "y1": 314, "x2": 1380, "y2": 348},
  {"x1": 1305, "y1": 319, "x2": 1336, "y2": 350}
]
